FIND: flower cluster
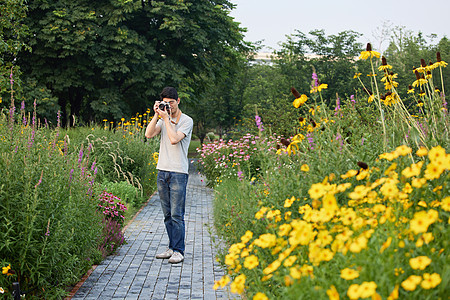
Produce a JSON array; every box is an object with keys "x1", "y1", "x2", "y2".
[
  {"x1": 97, "y1": 191, "x2": 127, "y2": 226},
  {"x1": 214, "y1": 145, "x2": 449, "y2": 299}
]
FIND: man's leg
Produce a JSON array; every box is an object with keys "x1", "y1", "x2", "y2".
[
  {"x1": 168, "y1": 172, "x2": 188, "y2": 255},
  {"x1": 157, "y1": 171, "x2": 174, "y2": 250}
]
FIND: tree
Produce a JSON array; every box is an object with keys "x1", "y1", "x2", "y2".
[
  {"x1": 0, "y1": 0, "x2": 29, "y2": 108},
  {"x1": 18, "y1": 0, "x2": 248, "y2": 126}
]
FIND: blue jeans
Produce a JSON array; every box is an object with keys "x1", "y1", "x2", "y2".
[{"x1": 157, "y1": 171, "x2": 188, "y2": 255}]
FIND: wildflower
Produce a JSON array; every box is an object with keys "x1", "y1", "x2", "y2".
[
  {"x1": 311, "y1": 83, "x2": 328, "y2": 93},
  {"x1": 428, "y1": 145, "x2": 446, "y2": 163},
  {"x1": 301, "y1": 164, "x2": 310, "y2": 172},
  {"x1": 424, "y1": 162, "x2": 445, "y2": 180},
  {"x1": 401, "y1": 275, "x2": 421, "y2": 291},
  {"x1": 340, "y1": 268, "x2": 359, "y2": 280},
  {"x1": 433, "y1": 52, "x2": 448, "y2": 68},
  {"x1": 407, "y1": 85, "x2": 415, "y2": 94},
  {"x1": 353, "y1": 72, "x2": 362, "y2": 79},
  {"x1": 409, "y1": 210, "x2": 438, "y2": 234},
  {"x1": 341, "y1": 169, "x2": 358, "y2": 179},
  {"x1": 240, "y1": 230, "x2": 253, "y2": 243},
  {"x1": 309, "y1": 183, "x2": 327, "y2": 199},
  {"x1": 387, "y1": 285, "x2": 399, "y2": 300},
  {"x1": 409, "y1": 256, "x2": 431, "y2": 270},
  {"x1": 263, "y1": 259, "x2": 281, "y2": 275},
  {"x1": 441, "y1": 196, "x2": 450, "y2": 211},
  {"x1": 421, "y1": 273, "x2": 442, "y2": 289},
  {"x1": 284, "y1": 196, "x2": 296, "y2": 207},
  {"x1": 347, "y1": 284, "x2": 361, "y2": 300},
  {"x1": 326, "y1": 285, "x2": 339, "y2": 300},
  {"x1": 254, "y1": 233, "x2": 277, "y2": 248},
  {"x1": 359, "y1": 43, "x2": 381, "y2": 60},
  {"x1": 293, "y1": 94, "x2": 308, "y2": 108},
  {"x1": 213, "y1": 275, "x2": 230, "y2": 290},
  {"x1": 380, "y1": 236, "x2": 392, "y2": 253},
  {"x1": 378, "y1": 56, "x2": 392, "y2": 71},
  {"x1": 230, "y1": 274, "x2": 246, "y2": 294},
  {"x1": 416, "y1": 146, "x2": 428, "y2": 156},
  {"x1": 395, "y1": 145, "x2": 412, "y2": 156},
  {"x1": 243, "y1": 255, "x2": 259, "y2": 269},
  {"x1": 2, "y1": 264, "x2": 13, "y2": 276},
  {"x1": 359, "y1": 281, "x2": 377, "y2": 298},
  {"x1": 412, "y1": 71, "x2": 427, "y2": 87},
  {"x1": 253, "y1": 292, "x2": 269, "y2": 300}
]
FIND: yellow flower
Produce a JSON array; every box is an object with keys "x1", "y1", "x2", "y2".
[
  {"x1": 2, "y1": 264, "x2": 13, "y2": 276},
  {"x1": 428, "y1": 145, "x2": 446, "y2": 162},
  {"x1": 254, "y1": 233, "x2": 277, "y2": 248},
  {"x1": 327, "y1": 285, "x2": 340, "y2": 300},
  {"x1": 284, "y1": 196, "x2": 296, "y2": 208},
  {"x1": 301, "y1": 164, "x2": 310, "y2": 172},
  {"x1": 358, "y1": 281, "x2": 377, "y2": 298},
  {"x1": 409, "y1": 256, "x2": 431, "y2": 270},
  {"x1": 340, "y1": 268, "x2": 359, "y2": 280},
  {"x1": 420, "y1": 273, "x2": 441, "y2": 289},
  {"x1": 310, "y1": 83, "x2": 328, "y2": 93},
  {"x1": 243, "y1": 255, "x2": 259, "y2": 270},
  {"x1": 347, "y1": 284, "x2": 361, "y2": 300},
  {"x1": 353, "y1": 73, "x2": 362, "y2": 79},
  {"x1": 253, "y1": 292, "x2": 269, "y2": 300},
  {"x1": 359, "y1": 43, "x2": 381, "y2": 60},
  {"x1": 341, "y1": 169, "x2": 358, "y2": 179},
  {"x1": 441, "y1": 196, "x2": 450, "y2": 211},
  {"x1": 240, "y1": 230, "x2": 253, "y2": 243},
  {"x1": 409, "y1": 210, "x2": 438, "y2": 234},
  {"x1": 424, "y1": 162, "x2": 445, "y2": 180},
  {"x1": 230, "y1": 274, "x2": 246, "y2": 294},
  {"x1": 283, "y1": 255, "x2": 297, "y2": 267},
  {"x1": 263, "y1": 259, "x2": 281, "y2": 275},
  {"x1": 213, "y1": 275, "x2": 230, "y2": 290},
  {"x1": 401, "y1": 275, "x2": 421, "y2": 291},
  {"x1": 401, "y1": 161, "x2": 423, "y2": 178},
  {"x1": 387, "y1": 285, "x2": 399, "y2": 300},
  {"x1": 379, "y1": 237, "x2": 392, "y2": 253},
  {"x1": 293, "y1": 94, "x2": 308, "y2": 108},
  {"x1": 308, "y1": 183, "x2": 327, "y2": 200},
  {"x1": 322, "y1": 193, "x2": 339, "y2": 212},
  {"x1": 395, "y1": 145, "x2": 412, "y2": 156}
]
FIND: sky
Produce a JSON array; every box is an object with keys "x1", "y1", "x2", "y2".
[{"x1": 229, "y1": 0, "x2": 450, "y2": 52}]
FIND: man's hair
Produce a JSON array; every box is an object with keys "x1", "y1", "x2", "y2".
[{"x1": 160, "y1": 86, "x2": 178, "y2": 100}]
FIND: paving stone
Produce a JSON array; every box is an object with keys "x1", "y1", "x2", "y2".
[{"x1": 72, "y1": 160, "x2": 238, "y2": 299}]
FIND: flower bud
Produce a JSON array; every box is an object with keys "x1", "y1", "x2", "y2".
[{"x1": 291, "y1": 87, "x2": 301, "y2": 99}]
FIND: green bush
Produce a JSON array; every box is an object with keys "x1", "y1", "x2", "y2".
[
  {"x1": 0, "y1": 109, "x2": 102, "y2": 298},
  {"x1": 102, "y1": 180, "x2": 144, "y2": 208}
]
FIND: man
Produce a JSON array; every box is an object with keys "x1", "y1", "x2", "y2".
[{"x1": 145, "y1": 86, "x2": 193, "y2": 264}]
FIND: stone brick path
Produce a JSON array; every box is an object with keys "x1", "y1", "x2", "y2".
[{"x1": 71, "y1": 161, "x2": 232, "y2": 299}]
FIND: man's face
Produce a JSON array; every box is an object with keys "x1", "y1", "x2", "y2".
[{"x1": 162, "y1": 97, "x2": 179, "y2": 113}]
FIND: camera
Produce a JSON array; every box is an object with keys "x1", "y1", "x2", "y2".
[{"x1": 158, "y1": 101, "x2": 170, "y2": 111}]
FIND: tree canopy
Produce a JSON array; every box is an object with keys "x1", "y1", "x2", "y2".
[{"x1": 15, "y1": 0, "x2": 248, "y2": 125}]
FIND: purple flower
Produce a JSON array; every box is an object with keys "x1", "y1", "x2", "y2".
[
  {"x1": 237, "y1": 170, "x2": 243, "y2": 181},
  {"x1": 350, "y1": 94, "x2": 356, "y2": 103},
  {"x1": 312, "y1": 72, "x2": 319, "y2": 87},
  {"x1": 255, "y1": 115, "x2": 264, "y2": 132}
]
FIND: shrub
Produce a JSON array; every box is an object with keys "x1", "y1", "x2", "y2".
[{"x1": 0, "y1": 106, "x2": 102, "y2": 298}]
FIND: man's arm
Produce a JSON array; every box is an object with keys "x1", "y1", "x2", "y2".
[
  {"x1": 145, "y1": 102, "x2": 161, "y2": 139},
  {"x1": 163, "y1": 117, "x2": 186, "y2": 145}
]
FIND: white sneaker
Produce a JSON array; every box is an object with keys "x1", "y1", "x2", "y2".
[
  {"x1": 156, "y1": 248, "x2": 173, "y2": 259},
  {"x1": 168, "y1": 251, "x2": 184, "y2": 264}
]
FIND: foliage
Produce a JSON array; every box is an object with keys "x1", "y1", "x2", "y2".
[
  {"x1": 96, "y1": 191, "x2": 127, "y2": 259},
  {"x1": 0, "y1": 106, "x2": 102, "y2": 298},
  {"x1": 203, "y1": 50, "x2": 449, "y2": 299},
  {"x1": 16, "y1": 0, "x2": 248, "y2": 128},
  {"x1": 102, "y1": 180, "x2": 144, "y2": 208},
  {"x1": 62, "y1": 117, "x2": 159, "y2": 199},
  {"x1": 0, "y1": 0, "x2": 29, "y2": 104}
]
